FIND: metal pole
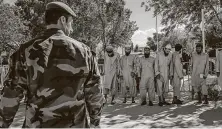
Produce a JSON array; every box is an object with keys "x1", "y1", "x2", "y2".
[
  {"x1": 202, "y1": 8, "x2": 206, "y2": 53},
  {"x1": 156, "y1": 15, "x2": 159, "y2": 52}
]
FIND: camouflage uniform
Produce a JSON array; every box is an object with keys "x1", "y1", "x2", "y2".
[{"x1": 0, "y1": 28, "x2": 104, "y2": 128}]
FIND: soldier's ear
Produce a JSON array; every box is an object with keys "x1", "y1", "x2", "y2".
[{"x1": 59, "y1": 16, "x2": 67, "y2": 24}]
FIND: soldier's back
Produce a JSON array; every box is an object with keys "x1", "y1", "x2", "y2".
[{"x1": 20, "y1": 29, "x2": 96, "y2": 128}]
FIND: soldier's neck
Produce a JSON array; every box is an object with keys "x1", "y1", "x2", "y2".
[{"x1": 46, "y1": 25, "x2": 61, "y2": 30}]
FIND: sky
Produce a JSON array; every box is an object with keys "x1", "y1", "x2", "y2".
[
  {"x1": 124, "y1": 0, "x2": 162, "y2": 47},
  {"x1": 4, "y1": 0, "x2": 161, "y2": 47}
]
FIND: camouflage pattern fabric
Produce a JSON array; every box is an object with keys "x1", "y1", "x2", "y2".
[{"x1": 0, "y1": 28, "x2": 105, "y2": 128}]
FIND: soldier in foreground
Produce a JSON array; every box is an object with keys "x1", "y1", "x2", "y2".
[
  {"x1": 0, "y1": 2, "x2": 104, "y2": 128},
  {"x1": 138, "y1": 46, "x2": 155, "y2": 106},
  {"x1": 103, "y1": 44, "x2": 120, "y2": 105},
  {"x1": 171, "y1": 44, "x2": 184, "y2": 104},
  {"x1": 155, "y1": 44, "x2": 173, "y2": 106},
  {"x1": 119, "y1": 44, "x2": 137, "y2": 103},
  {"x1": 191, "y1": 43, "x2": 209, "y2": 104}
]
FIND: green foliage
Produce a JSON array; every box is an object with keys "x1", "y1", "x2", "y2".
[
  {"x1": 0, "y1": 2, "x2": 29, "y2": 53},
  {"x1": 146, "y1": 33, "x2": 164, "y2": 51},
  {"x1": 15, "y1": 0, "x2": 138, "y2": 50},
  {"x1": 142, "y1": 0, "x2": 222, "y2": 48}
]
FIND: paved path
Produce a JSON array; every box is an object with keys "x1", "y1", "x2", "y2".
[{"x1": 6, "y1": 75, "x2": 222, "y2": 128}]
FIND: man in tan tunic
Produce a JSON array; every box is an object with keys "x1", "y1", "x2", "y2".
[
  {"x1": 120, "y1": 44, "x2": 137, "y2": 103},
  {"x1": 103, "y1": 45, "x2": 120, "y2": 105},
  {"x1": 155, "y1": 44, "x2": 173, "y2": 106},
  {"x1": 171, "y1": 44, "x2": 184, "y2": 104},
  {"x1": 191, "y1": 43, "x2": 209, "y2": 104},
  {"x1": 138, "y1": 46, "x2": 155, "y2": 106}
]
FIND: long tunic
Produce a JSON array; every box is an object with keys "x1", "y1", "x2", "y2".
[
  {"x1": 138, "y1": 56, "x2": 155, "y2": 101},
  {"x1": 216, "y1": 50, "x2": 222, "y2": 88},
  {"x1": 172, "y1": 52, "x2": 183, "y2": 97},
  {"x1": 103, "y1": 52, "x2": 120, "y2": 93},
  {"x1": 0, "y1": 29, "x2": 104, "y2": 128},
  {"x1": 120, "y1": 54, "x2": 137, "y2": 97},
  {"x1": 191, "y1": 52, "x2": 209, "y2": 95},
  {"x1": 155, "y1": 51, "x2": 173, "y2": 92},
  {"x1": 191, "y1": 52, "x2": 209, "y2": 86}
]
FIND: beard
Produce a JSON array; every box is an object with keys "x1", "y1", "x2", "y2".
[
  {"x1": 108, "y1": 53, "x2": 114, "y2": 57},
  {"x1": 197, "y1": 51, "x2": 202, "y2": 54},
  {"x1": 125, "y1": 52, "x2": 130, "y2": 56},
  {"x1": 163, "y1": 51, "x2": 169, "y2": 56},
  {"x1": 144, "y1": 53, "x2": 150, "y2": 58}
]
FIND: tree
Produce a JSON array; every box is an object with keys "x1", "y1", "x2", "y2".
[
  {"x1": 141, "y1": 0, "x2": 222, "y2": 48},
  {"x1": 0, "y1": 2, "x2": 29, "y2": 53},
  {"x1": 15, "y1": 0, "x2": 138, "y2": 51},
  {"x1": 146, "y1": 33, "x2": 164, "y2": 51},
  {"x1": 141, "y1": 0, "x2": 222, "y2": 33}
]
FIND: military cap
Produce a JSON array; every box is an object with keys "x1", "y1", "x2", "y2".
[{"x1": 46, "y1": 2, "x2": 76, "y2": 17}]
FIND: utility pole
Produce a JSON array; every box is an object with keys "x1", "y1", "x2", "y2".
[
  {"x1": 156, "y1": 15, "x2": 159, "y2": 51},
  {"x1": 201, "y1": 8, "x2": 206, "y2": 53}
]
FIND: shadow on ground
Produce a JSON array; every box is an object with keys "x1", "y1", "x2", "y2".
[
  {"x1": 10, "y1": 96, "x2": 222, "y2": 128},
  {"x1": 101, "y1": 100, "x2": 222, "y2": 128}
]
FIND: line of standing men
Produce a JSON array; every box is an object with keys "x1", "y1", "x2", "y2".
[{"x1": 103, "y1": 42, "x2": 210, "y2": 106}]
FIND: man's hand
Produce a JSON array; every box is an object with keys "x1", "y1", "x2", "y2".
[
  {"x1": 217, "y1": 72, "x2": 220, "y2": 77},
  {"x1": 156, "y1": 74, "x2": 161, "y2": 79},
  {"x1": 131, "y1": 72, "x2": 135, "y2": 78},
  {"x1": 156, "y1": 74, "x2": 164, "y2": 82},
  {"x1": 100, "y1": 72, "x2": 104, "y2": 76},
  {"x1": 119, "y1": 75, "x2": 123, "y2": 80}
]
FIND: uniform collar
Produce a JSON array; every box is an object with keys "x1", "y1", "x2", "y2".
[{"x1": 44, "y1": 28, "x2": 65, "y2": 36}]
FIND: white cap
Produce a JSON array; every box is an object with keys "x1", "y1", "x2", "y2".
[
  {"x1": 144, "y1": 46, "x2": 150, "y2": 49},
  {"x1": 125, "y1": 44, "x2": 132, "y2": 48},
  {"x1": 165, "y1": 44, "x2": 172, "y2": 49},
  {"x1": 106, "y1": 44, "x2": 114, "y2": 50}
]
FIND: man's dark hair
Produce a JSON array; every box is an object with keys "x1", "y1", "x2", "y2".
[
  {"x1": 45, "y1": 9, "x2": 71, "y2": 25},
  {"x1": 196, "y1": 43, "x2": 203, "y2": 48},
  {"x1": 175, "y1": 44, "x2": 182, "y2": 51}
]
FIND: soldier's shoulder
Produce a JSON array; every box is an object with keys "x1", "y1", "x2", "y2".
[
  {"x1": 10, "y1": 38, "x2": 37, "y2": 58},
  {"x1": 52, "y1": 34, "x2": 91, "y2": 52}
]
